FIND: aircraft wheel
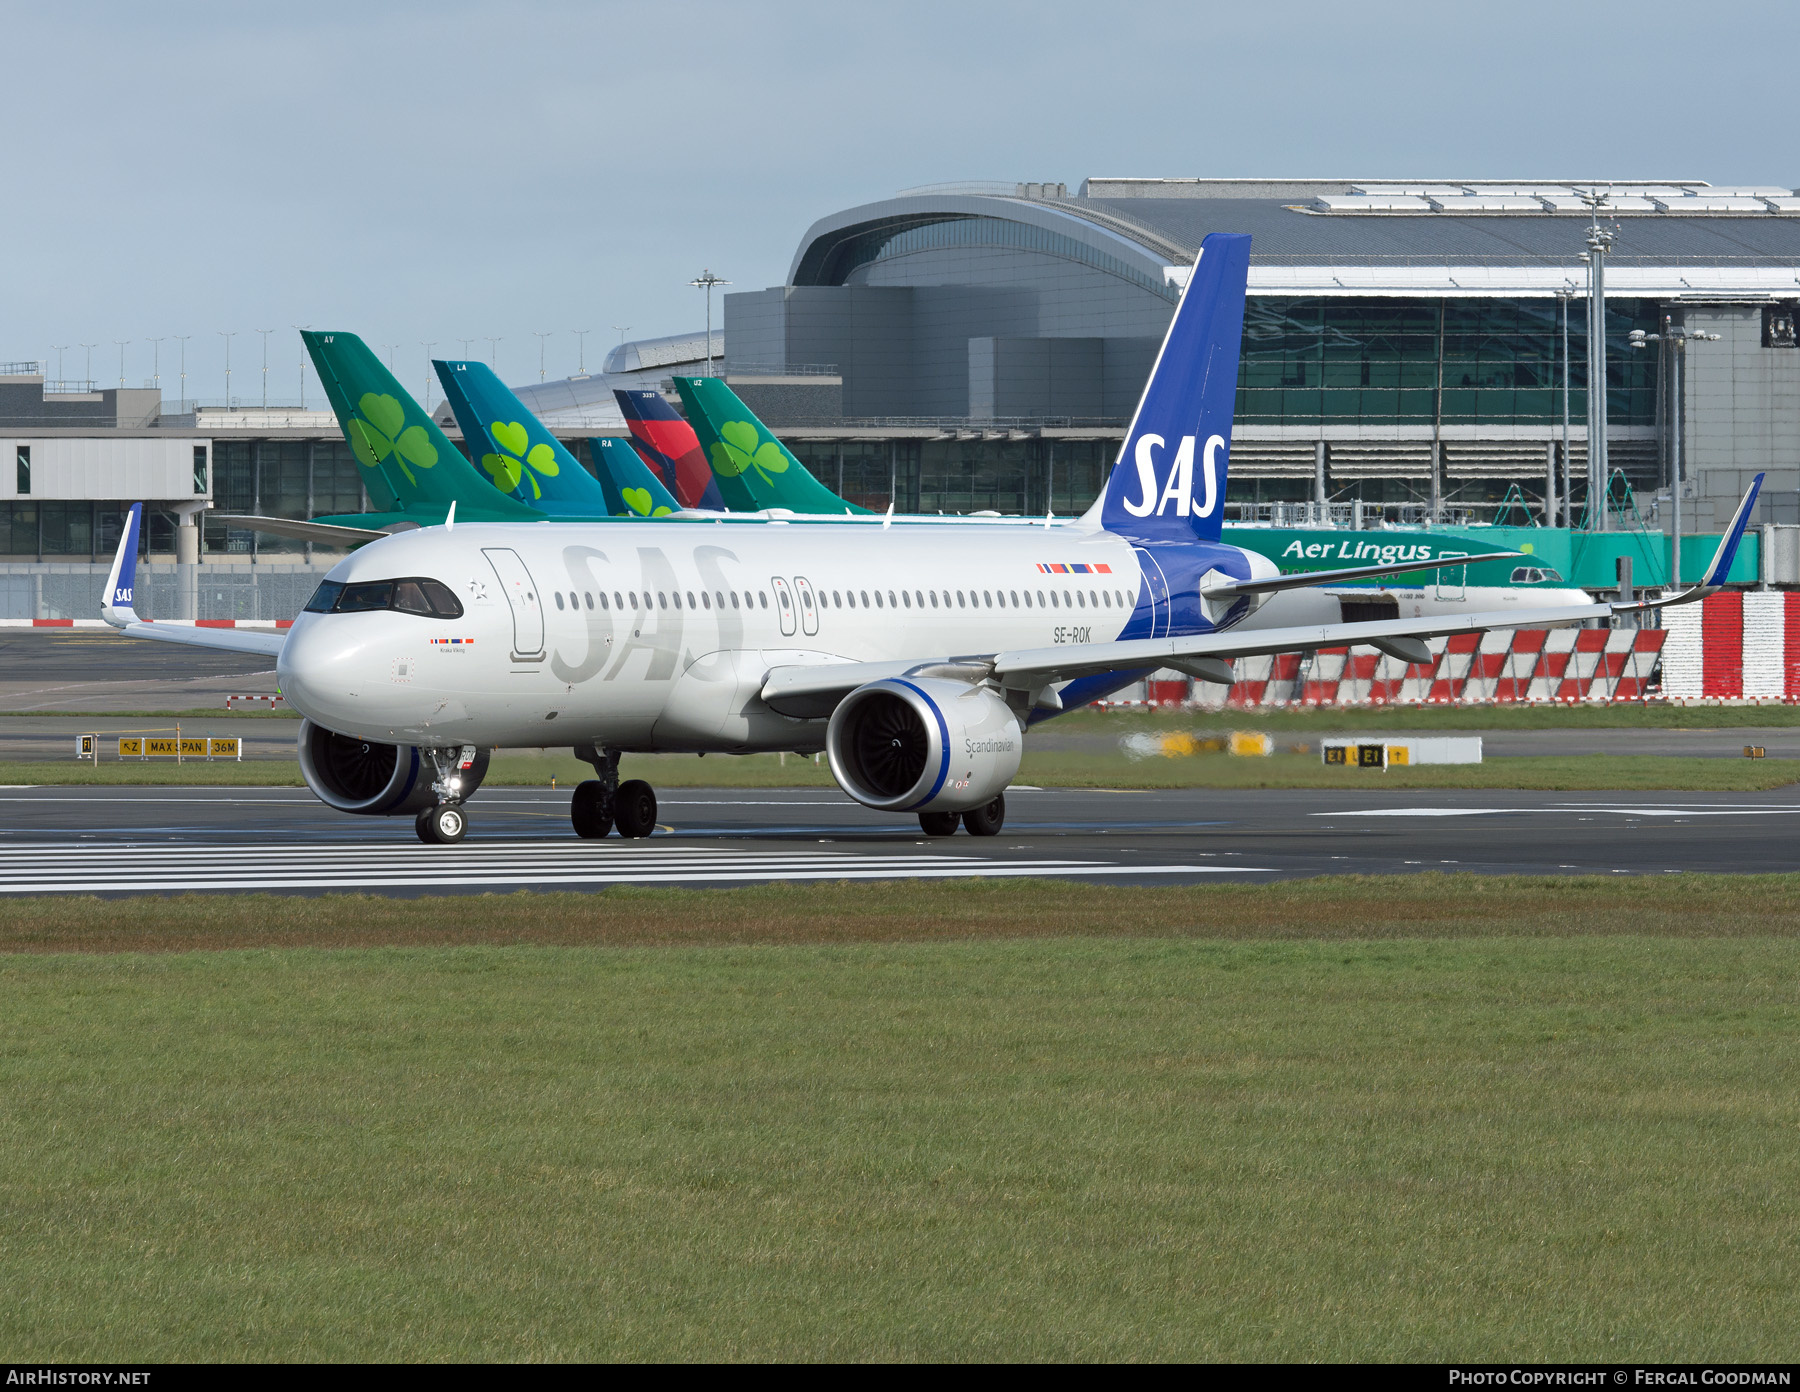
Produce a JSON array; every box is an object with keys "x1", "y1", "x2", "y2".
[
  {"x1": 418, "y1": 802, "x2": 468, "y2": 845},
  {"x1": 962, "y1": 794, "x2": 1005, "y2": 837},
  {"x1": 918, "y1": 811, "x2": 961, "y2": 837},
  {"x1": 613, "y1": 779, "x2": 657, "y2": 839},
  {"x1": 571, "y1": 780, "x2": 613, "y2": 839}
]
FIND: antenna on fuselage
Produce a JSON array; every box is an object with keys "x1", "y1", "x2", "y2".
[{"x1": 445, "y1": 501, "x2": 456, "y2": 532}]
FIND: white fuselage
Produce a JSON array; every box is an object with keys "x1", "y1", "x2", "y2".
[{"x1": 279, "y1": 520, "x2": 1154, "y2": 752}]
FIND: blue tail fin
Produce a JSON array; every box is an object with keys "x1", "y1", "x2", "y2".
[
  {"x1": 589, "y1": 437, "x2": 681, "y2": 516},
  {"x1": 1088, "y1": 232, "x2": 1251, "y2": 543},
  {"x1": 101, "y1": 503, "x2": 142, "y2": 624},
  {"x1": 433, "y1": 358, "x2": 613, "y2": 512}
]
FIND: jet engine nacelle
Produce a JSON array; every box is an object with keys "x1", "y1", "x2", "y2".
[
  {"x1": 297, "y1": 718, "x2": 489, "y2": 816},
  {"x1": 826, "y1": 677, "x2": 1022, "y2": 815}
]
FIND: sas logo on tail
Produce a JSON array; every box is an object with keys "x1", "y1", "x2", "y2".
[
  {"x1": 1122, "y1": 432, "x2": 1225, "y2": 518},
  {"x1": 111, "y1": 584, "x2": 133, "y2": 605}
]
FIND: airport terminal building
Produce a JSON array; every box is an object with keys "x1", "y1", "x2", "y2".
[{"x1": 5, "y1": 175, "x2": 1800, "y2": 616}]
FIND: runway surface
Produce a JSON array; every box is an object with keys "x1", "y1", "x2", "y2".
[
  {"x1": 0, "y1": 784, "x2": 1795, "y2": 896},
  {"x1": 0, "y1": 631, "x2": 278, "y2": 713}
]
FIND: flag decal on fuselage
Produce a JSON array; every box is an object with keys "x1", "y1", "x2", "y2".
[{"x1": 1037, "y1": 563, "x2": 1112, "y2": 574}]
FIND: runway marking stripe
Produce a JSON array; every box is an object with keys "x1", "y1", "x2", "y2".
[{"x1": 0, "y1": 865, "x2": 1249, "y2": 893}]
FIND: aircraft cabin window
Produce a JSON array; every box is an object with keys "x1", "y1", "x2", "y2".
[
  {"x1": 889, "y1": 591, "x2": 898, "y2": 607},
  {"x1": 778, "y1": 590, "x2": 790, "y2": 609},
  {"x1": 643, "y1": 592, "x2": 651, "y2": 609},
  {"x1": 626, "y1": 592, "x2": 636, "y2": 609},
  {"x1": 687, "y1": 591, "x2": 696, "y2": 609},
  {"x1": 600, "y1": 593, "x2": 610, "y2": 610},
  {"x1": 674, "y1": 593, "x2": 684, "y2": 610},
  {"x1": 832, "y1": 591, "x2": 842, "y2": 607},
  {"x1": 1049, "y1": 591, "x2": 1059, "y2": 608},
  {"x1": 658, "y1": 593, "x2": 667, "y2": 609},
  {"x1": 1037, "y1": 590, "x2": 1047, "y2": 606},
  {"x1": 1010, "y1": 590, "x2": 1020, "y2": 607},
  {"x1": 1101, "y1": 591, "x2": 1110, "y2": 608},
  {"x1": 702, "y1": 592, "x2": 711, "y2": 609},
  {"x1": 955, "y1": 591, "x2": 965, "y2": 608},
  {"x1": 984, "y1": 590, "x2": 993, "y2": 607},
  {"x1": 554, "y1": 593, "x2": 566, "y2": 610},
  {"x1": 759, "y1": 592, "x2": 768, "y2": 608},
  {"x1": 929, "y1": 591, "x2": 938, "y2": 608},
  {"x1": 730, "y1": 592, "x2": 739, "y2": 609},
  {"x1": 897, "y1": 591, "x2": 906, "y2": 608}
]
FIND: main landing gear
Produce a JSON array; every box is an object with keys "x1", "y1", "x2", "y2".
[
  {"x1": 571, "y1": 742, "x2": 657, "y2": 840},
  {"x1": 918, "y1": 792, "x2": 1006, "y2": 838}
]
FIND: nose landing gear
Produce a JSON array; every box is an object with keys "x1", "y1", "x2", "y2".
[
  {"x1": 416, "y1": 802, "x2": 467, "y2": 844},
  {"x1": 415, "y1": 744, "x2": 480, "y2": 845},
  {"x1": 572, "y1": 743, "x2": 658, "y2": 840}
]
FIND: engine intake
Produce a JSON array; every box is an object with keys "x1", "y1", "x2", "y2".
[
  {"x1": 297, "y1": 718, "x2": 488, "y2": 816},
  {"x1": 826, "y1": 677, "x2": 1021, "y2": 814}
]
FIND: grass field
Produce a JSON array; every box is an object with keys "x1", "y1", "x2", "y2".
[
  {"x1": 7, "y1": 749, "x2": 1798, "y2": 791},
  {"x1": 2, "y1": 876, "x2": 1798, "y2": 1359}
]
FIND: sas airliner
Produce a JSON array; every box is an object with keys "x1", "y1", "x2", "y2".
[{"x1": 99, "y1": 234, "x2": 1761, "y2": 845}]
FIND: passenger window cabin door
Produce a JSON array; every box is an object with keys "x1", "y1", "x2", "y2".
[
  {"x1": 794, "y1": 576, "x2": 819, "y2": 636},
  {"x1": 771, "y1": 576, "x2": 797, "y2": 636},
  {"x1": 1434, "y1": 552, "x2": 1468, "y2": 603},
  {"x1": 483, "y1": 547, "x2": 546, "y2": 661}
]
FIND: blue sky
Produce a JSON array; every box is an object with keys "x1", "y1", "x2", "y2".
[{"x1": 8, "y1": 0, "x2": 1796, "y2": 403}]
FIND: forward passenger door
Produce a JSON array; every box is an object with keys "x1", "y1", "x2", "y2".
[{"x1": 483, "y1": 547, "x2": 545, "y2": 662}]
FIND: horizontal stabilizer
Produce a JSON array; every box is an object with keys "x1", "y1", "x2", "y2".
[{"x1": 1200, "y1": 550, "x2": 1522, "y2": 600}]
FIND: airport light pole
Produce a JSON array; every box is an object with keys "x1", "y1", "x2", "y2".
[
  {"x1": 1631, "y1": 319, "x2": 1720, "y2": 590},
  {"x1": 533, "y1": 330, "x2": 553, "y2": 382},
  {"x1": 114, "y1": 340, "x2": 130, "y2": 389},
  {"x1": 1579, "y1": 193, "x2": 1615, "y2": 531},
  {"x1": 174, "y1": 336, "x2": 190, "y2": 409},
  {"x1": 485, "y1": 337, "x2": 501, "y2": 370},
  {"x1": 293, "y1": 326, "x2": 311, "y2": 409},
  {"x1": 147, "y1": 337, "x2": 164, "y2": 390},
  {"x1": 458, "y1": 338, "x2": 474, "y2": 358},
  {"x1": 80, "y1": 344, "x2": 96, "y2": 387},
  {"x1": 383, "y1": 344, "x2": 399, "y2": 371},
  {"x1": 52, "y1": 345, "x2": 67, "y2": 381},
  {"x1": 689, "y1": 271, "x2": 729, "y2": 375},
  {"x1": 420, "y1": 343, "x2": 436, "y2": 411},
  {"x1": 256, "y1": 328, "x2": 274, "y2": 408},
  {"x1": 218, "y1": 331, "x2": 236, "y2": 407},
  {"x1": 572, "y1": 328, "x2": 590, "y2": 374}
]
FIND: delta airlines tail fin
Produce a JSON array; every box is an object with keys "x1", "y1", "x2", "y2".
[
  {"x1": 1085, "y1": 232, "x2": 1251, "y2": 543},
  {"x1": 302, "y1": 331, "x2": 541, "y2": 522},
  {"x1": 433, "y1": 358, "x2": 611, "y2": 511},
  {"x1": 672, "y1": 375, "x2": 872, "y2": 515},
  {"x1": 613, "y1": 388, "x2": 726, "y2": 511},
  {"x1": 589, "y1": 437, "x2": 681, "y2": 516}
]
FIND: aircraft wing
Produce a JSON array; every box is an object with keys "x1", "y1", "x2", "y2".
[
  {"x1": 97, "y1": 503, "x2": 288, "y2": 658},
  {"x1": 108, "y1": 620, "x2": 286, "y2": 658},
  {"x1": 211, "y1": 514, "x2": 394, "y2": 545},
  {"x1": 760, "y1": 602, "x2": 1607, "y2": 714}
]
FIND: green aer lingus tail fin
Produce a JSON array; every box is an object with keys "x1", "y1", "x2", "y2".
[
  {"x1": 302, "y1": 331, "x2": 542, "y2": 522},
  {"x1": 672, "y1": 376, "x2": 872, "y2": 514}
]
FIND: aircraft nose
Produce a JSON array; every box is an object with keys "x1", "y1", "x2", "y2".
[{"x1": 278, "y1": 616, "x2": 371, "y2": 733}]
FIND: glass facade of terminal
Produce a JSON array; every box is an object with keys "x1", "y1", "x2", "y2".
[{"x1": 1236, "y1": 296, "x2": 1661, "y2": 428}]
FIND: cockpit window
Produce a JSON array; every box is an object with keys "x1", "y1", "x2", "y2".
[
  {"x1": 1508, "y1": 566, "x2": 1565, "y2": 585},
  {"x1": 304, "y1": 576, "x2": 464, "y2": 619}
]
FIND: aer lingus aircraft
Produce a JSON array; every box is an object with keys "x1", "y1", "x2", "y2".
[{"x1": 100, "y1": 233, "x2": 1763, "y2": 846}]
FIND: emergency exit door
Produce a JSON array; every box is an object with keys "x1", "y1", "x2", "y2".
[{"x1": 483, "y1": 547, "x2": 545, "y2": 660}]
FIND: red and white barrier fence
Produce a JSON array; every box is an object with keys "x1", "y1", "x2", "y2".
[
  {"x1": 1660, "y1": 592, "x2": 1800, "y2": 701},
  {"x1": 0, "y1": 619, "x2": 293, "y2": 629}
]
